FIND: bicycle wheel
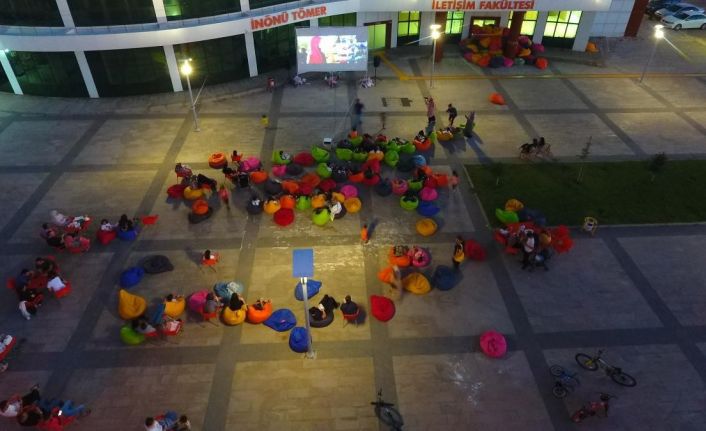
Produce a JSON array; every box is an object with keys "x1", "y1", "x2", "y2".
[
  {"x1": 611, "y1": 371, "x2": 637, "y2": 387},
  {"x1": 381, "y1": 407, "x2": 404, "y2": 428},
  {"x1": 552, "y1": 385, "x2": 568, "y2": 399},
  {"x1": 549, "y1": 365, "x2": 564, "y2": 377},
  {"x1": 575, "y1": 353, "x2": 598, "y2": 371}
]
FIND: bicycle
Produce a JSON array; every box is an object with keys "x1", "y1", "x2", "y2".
[
  {"x1": 575, "y1": 349, "x2": 637, "y2": 387},
  {"x1": 571, "y1": 392, "x2": 616, "y2": 423},
  {"x1": 371, "y1": 389, "x2": 404, "y2": 430},
  {"x1": 549, "y1": 365, "x2": 580, "y2": 398}
]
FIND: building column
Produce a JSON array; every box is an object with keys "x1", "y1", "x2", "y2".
[
  {"x1": 462, "y1": 11, "x2": 472, "y2": 39},
  {"x1": 0, "y1": 51, "x2": 22, "y2": 95},
  {"x1": 153, "y1": 0, "x2": 167, "y2": 23},
  {"x1": 55, "y1": 0, "x2": 75, "y2": 27},
  {"x1": 499, "y1": 12, "x2": 510, "y2": 28},
  {"x1": 532, "y1": 11, "x2": 549, "y2": 44},
  {"x1": 240, "y1": 0, "x2": 250, "y2": 13},
  {"x1": 164, "y1": 45, "x2": 184, "y2": 92},
  {"x1": 74, "y1": 51, "x2": 98, "y2": 98},
  {"x1": 390, "y1": 13, "x2": 398, "y2": 48},
  {"x1": 310, "y1": 19, "x2": 318, "y2": 28},
  {"x1": 244, "y1": 31, "x2": 258, "y2": 77},
  {"x1": 572, "y1": 11, "x2": 597, "y2": 51}
]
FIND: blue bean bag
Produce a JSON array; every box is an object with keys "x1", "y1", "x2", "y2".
[
  {"x1": 117, "y1": 229, "x2": 138, "y2": 241},
  {"x1": 120, "y1": 267, "x2": 145, "y2": 288},
  {"x1": 289, "y1": 327, "x2": 309, "y2": 353},
  {"x1": 412, "y1": 154, "x2": 427, "y2": 167},
  {"x1": 432, "y1": 265, "x2": 461, "y2": 291},
  {"x1": 294, "y1": 279, "x2": 322, "y2": 301},
  {"x1": 264, "y1": 309, "x2": 296, "y2": 332},
  {"x1": 375, "y1": 179, "x2": 393, "y2": 197},
  {"x1": 417, "y1": 201, "x2": 441, "y2": 217},
  {"x1": 214, "y1": 281, "x2": 244, "y2": 303}
]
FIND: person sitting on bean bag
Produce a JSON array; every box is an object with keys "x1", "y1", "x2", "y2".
[
  {"x1": 410, "y1": 246, "x2": 427, "y2": 266},
  {"x1": 251, "y1": 297, "x2": 271, "y2": 311},
  {"x1": 50, "y1": 210, "x2": 70, "y2": 227},
  {"x1": 340, "y1": 295, "x2": 359, "y2": 315},
  {"x1": 100, "y1": 219, "x2": 115, "y2": 232},
  {"x1": 43, "y1": 227, "x2": 65, "y2": 249},
  {"x1": 309, "y1": 303, "x2": 327, "y2": 322},
  {"x1": 415, "y1": 130, "x2": 426, "y2": 142},
  {"x1": 328, "y1": 200, "x2": 343, "y2": 221},
  {"x1": 309, "y1": 294, "x2": 339, "y2": 321},
  {"x1": 46, "y1": 272, "x2": 67, "y2": 294},
  {"x1": 204, "y1": 293, "x2": 221, "y2": 314},
  {"x1": 132, "y1": 316, "x2": 157, "y2": 336},
  {"x1": 231, "y1": 150, "x2": 242, "y2": 163},
  {"x1": 175, "y1": 163, "x2": 193, "y2": 179},
  {"x1": 118, "y1": 214, "x2": 138, "y2": 232},
  {"x1": 228, "y1": 291, "x2": 246, "y2": 311},
  {"x1": 64, "y1": 233, "x2": 90, "y2": 252}
]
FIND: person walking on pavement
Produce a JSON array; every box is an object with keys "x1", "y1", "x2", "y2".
[
  {"x1": 361, "y1": 224, "x2": 369, "y2": 244},
  {"x1": 452, "y1": 236, "x2": 465, "y2": 270},
  {"x1": 446, "y1": 103, "x2": 458, "y2": 127},
  {"x1": 424, "y1": 97, "x2": 436, "y2": 129},
  {"x1": 463, "y1": 111, "x2": 476, "y2": 138},
  {"x1": 352, "y1": 98, "x2": 364, "y2": 132}
]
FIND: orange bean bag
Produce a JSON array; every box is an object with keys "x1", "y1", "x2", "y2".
[
  {"x1": 264, "y1": 199, "x2": 281, "y2": 214},
  {"x1": 281, "y1": 180, "x2": 299, "y2": 195},
  {"x1": 489, "y1": 92, "x2": 506, "y2": 105},
  {"x1": 535, "y1": 57, "x2": 548, "y2": 70},
  {"x1": 331, "y1": 192, "x2": 345, "y2": 203},
  {"x1": 208, "y1": 152, "x2": 227, "y2": 169},
  {"x1": 279, "y1": 194, "x2": 296, "y2": 209},
  {"x1": 343, "y1": 197, "x2": 361, "y2": 213},
  {"x1": 164, "y1": 297, "x2": 186, "y2": 318},
  {"x1": 311, "y1": 194, "x2": 327, "y2": 209},
  {"x1": 377, "y1": 266, "x2": 394, "y2": 283},
  {"x1": 300, "y1": 173, "x2": 321, "y2": 188},
  {"x1": 247, "y1": 301, "x2": 273, "y2": 324},
  {"x1": 414, "y1": 138, "x2": 432, "y2": 151},
  {"x1": 504, "y1": 198, "x2": 524, "y2": 212},
  {"x1": 192, "y1": 199, "x2": 209, "y2": 215},
  {"x1": 433, "y1": 174, "x2": 449, "y2": 187},
  {"x1": 249, "y1": 170, "x2": 268, "y2": 184},
  {"x1": 388, "y1": 248, "x2": 411, "y2": 267},
  {"x1": 348, "y1": 172, "x2": 364, "y2": 183}
]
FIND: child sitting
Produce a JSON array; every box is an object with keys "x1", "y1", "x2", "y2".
[{"x1": 99, "y1": 219, "x2": 114, "y2": 231}]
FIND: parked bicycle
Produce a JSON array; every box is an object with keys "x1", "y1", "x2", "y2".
[
  {"x1": 575, "y1": 349, "x2": 637, "y2": 387},
  {"x1": 371, "y1": 389, "x2": 404, "y2": 430},
  {"x1": 549, "y1": 364, "x2": 580, "y2": 398},
  {"x1": 571, "y1": 392, "x2": 616, "y2": 423}
]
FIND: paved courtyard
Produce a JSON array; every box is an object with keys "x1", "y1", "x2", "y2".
[{"x1": 1, "y1": 22, "x2": 706, "y2": 431}]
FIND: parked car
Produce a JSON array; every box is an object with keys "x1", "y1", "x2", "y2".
[
  {"x1": 647, "y1": 0, "x2": 681, "y2": 17},
  {"x1": 654, "y1": 3, "x2": 704, "y2": 19},
  {"x1": 661, "y1": 10, "x2": 706, "y2": 29}
]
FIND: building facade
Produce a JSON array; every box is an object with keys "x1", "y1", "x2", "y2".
[{"x1": 0, "y1": 0, "x2": 646, "y2": 98}]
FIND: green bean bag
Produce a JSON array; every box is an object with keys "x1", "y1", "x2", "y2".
[
  {"x1": 495, "y1": 208, "x2": 520, "y2": 225},
  {"x1": 311, "y1": 146, "x2": 330, "y2": 163},
  {"x1": 384, "y1": 150, "x2": 399, "y2": 167},
  {"x1": 408, "y1": 179, "x2": 424, "y2": 192},
  {"x1": 312, "y1": 208, "x2": 330, "y2": 226},
  {"x1": 316, "y1": 163, "x2": 332, "y2": 179},
  {"x1": 349, "y1": 136, "x2": 363, "y2": 146},
  {"x1": 352, "y1": 150, "x2": 368, "y2": 163},
  {"x1": 429, "y1": 131, "x2": 439, "y2": 145},
  {"x1": 400, "y1": 196, "x2": 420, "y2": 210},
  {"x1": 272, "y1": 150, "x2": 291, "y2": 165},
  {"x1": 387, "y1": 140, "x2": 401, "y2": 153},
  {"x1": 120, "y1": 325, "x2": 145, "y2": 346},
  {"x1": 336, "y1": 148, "x2": 353, "y2": 161},
  {"x1": 296, "y1": 196, "x2": 311, "y2": 211},
  {"x1": 400, "y1": 141, "x2": 416, "y2": 154}
]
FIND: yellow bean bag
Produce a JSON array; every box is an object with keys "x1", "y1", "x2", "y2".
[
  {"x1": 437, "y1": 130, "x2": 453, "y2": 141},
  {"x1": 118, "y1": 289, "x2": 147, "y2": 320},
  {"x1": 416, "y1": 218, "x2": 438, "y2": 237},
  {"x1": 311, "y1": 194, "x2": 327, "y2": 209},
  {"x1": 343, "y1": 197, "x2": 362, "y2": 213},
  {"x1": 183, "y1": 187, "x2": 204, "y2": 200},
  {"x1": 164, "y1": 297, "x2": 186, "y2": 318},
  {"x1": 504, "y1": 198, "x2": 524, "y2": 212},
  {"x1": 264, "y1": 199, "x2": 281, "y2": 214},
  {"x1": 331, "y1": 192, "x2": 345, "y2": 203},
  {"x1": 222, "y1": 305, "x2": 247, "y2": 326},
  {"x1": 403, "y1": 273, "x2": 431, "y2": 295}
]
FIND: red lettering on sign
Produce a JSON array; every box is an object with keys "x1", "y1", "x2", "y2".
[{"x1": 251, "y1": 6, "x2": 328, "y2": 30}]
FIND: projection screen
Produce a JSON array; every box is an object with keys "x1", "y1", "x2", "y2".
[{"x1": 295, "y1": 27, "x2": 369, "y2": 73}]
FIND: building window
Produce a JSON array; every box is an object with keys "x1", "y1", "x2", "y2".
[
  {"x1": 86, "y1": 47, "x2": 172, "y2": 97},
  {"x1": 68, "y1": 0, "x2": 156, "y2": 26},
  {"x1": 6, "y1": 51, "x2": 87, "y2": 97},
  {"x1": 445, "y1": 11, "x2": 464, "y2": 34},
  {"x1": 544, "y1": 10, "x2": 582, "y2": 38},
  {"x1": 174, "y1": 35, "x2": 249, "y2": 88},
  {"x1": 397, "y1": 11, "x2": 421, "y2": 38},
  {"x1": 254, "y1": 24, "x2": 296, "y2": 74},
  {"x1": 250, "y1": 0, "x2": 290, "y2": 9},
  {"x1": 472, "y1": 18, "x2": 498, "y2": 27},
  {"x1": 163, "y1": 0, "x2": 240, "y2": 21},
  {"x1": 319, "y1": 13, "x2": 356, "y2": 27},
  {"x1": 508, "y1": 10, "x2": 539, "y2": 36},
  {"x1": 0, "y1": 62, "x2": 10, "y2": 94},
  {"x1": 0, "y1": 0, "x2": 63, "y2": 26}
]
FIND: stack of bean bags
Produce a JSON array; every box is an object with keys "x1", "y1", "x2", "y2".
[{"x1": 460, "y1": 31, "x2": 546, "y2": 69}]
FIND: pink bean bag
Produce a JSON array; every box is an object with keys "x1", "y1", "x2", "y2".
[
  {"x1": 272, "y1": 164, "x2": 287, "y2": 178},
  {"x1": 480, "y1": 330, "x2": 507, "y2": 358},
  {"x1": 419, "y1": 187, "x2": 438, "y2": 202},
  {"x1": 391, "y1": 179, "x2": 408, "y2": 195},
  {"x1": 188, "y1": 290, "x2": 209, "y2": 313},
  {"x1": 340, "y1": 184, "x2": 358, "y2": 199},
  {"x1": 409, "y1": 247, "x2": 431, "y2": 267},
  {"x1": 240, "y1": 157, "x2": 261, "y2": 172}
]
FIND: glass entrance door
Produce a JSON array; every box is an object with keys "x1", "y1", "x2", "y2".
[{"x1": 367, "y1": 23, "x2": 388, "y2": 51}]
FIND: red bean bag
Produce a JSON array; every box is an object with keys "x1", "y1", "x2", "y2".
[
  {"x1": 424, "y1": 176, "x2": 438, "y2": 189},
  {"x1": 414, "y1": 138, "x2": 432, "y2": 151},
  {"x1": 298, "y1": 183, "x2": 313, "y2": 196},
  {"x1": 294, "y1": 152, "x2": 315, "y2": 166},
  {"x1": 362, "y1": 174, "x2": 380, "y2": 186},
  {"x1": 370, "y1": 295, "x2": 395, "y2": 322},
  {"x1": 464, "y1": 240, "x2": 486, "y2": 261},
  {"x1": 535, "y1": 57, "x2": 548, "y2": 70},
  {"x1": 96, "y1": 229, "x2": 117, "y2": 245},
  {"x1": 480, "y1": 330, "x2": 507, "y2": 358},
  {"x1": 300, "y1": 173, "x2": 321, "y2": 188},
  {"x1": 493, "y1": 230, "x2": 508, "y2": 246},
  {"x1": 281, "y1": 180, "x2": 299, "y2": 195},
  {"x1": 361, "y1": 159, "x2": 381, "y2": 174},
  {"x1": 348, "y1": 172, "x2": 364, "y2": 183},
  {"x1": 319, "y1": 178, "x2": 337, "y2": 192},
  {"x1": 167, "y1": 184, "x2": 187, "y2": 199},
  {"x1": 249, "y1": 170, "x2": 268, "y2": 184},
  {"x1": 208, "y1": 152, "x2": 227, "y2": 169},
  {"x1": 489, "y1": 92, "x2": 506, "y2": 105},
  {"x1": 375, "y1": 134, "x2": 387, "y2": 142},
  {"x1": 274, "y1": 208, "x2": 295, "y2": 227}
]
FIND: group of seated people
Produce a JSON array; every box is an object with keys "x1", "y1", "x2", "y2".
[
  {"x1": 308, "y1": 295, "x2": 359, "y2": 322},
  {"x1": 497, "y1": 225, "x2": 553, "y2": 271},
  {"x1": 13, "y1": 257, "x2": 69, "y2": 320},
  {"x1": 144, "y1": 412, "x2": 191, "y2": 431},
  {"x1": 519, "y1": 137, "x2": 552, "y2": 159},
  {"x1": 0, "y1": 384, "x2": 89, "y2": 427}
]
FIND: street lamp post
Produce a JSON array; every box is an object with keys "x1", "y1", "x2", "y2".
[
  {"x1": 639, "y1": 24, "x2": 664, "y2": 83},
  {"x1": 180, "y1": 58, "x2": 200, "y2": 132},
  {"x1": 429, "y1": 24, "x2": 441, "y2": 88}
]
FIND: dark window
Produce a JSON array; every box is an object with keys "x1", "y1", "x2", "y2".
[
  {"x1": 319, "y1": 13, "x2": 356, "y2": 27},
  {"x1": 0, "y1": 62, "x2": 12, "y2": 93},
  {"x1": 0, "y1": 0, "x2": 63, "y2": 26},
  {"x1": 163, "y1": 0, "x2": 240, "y2": 20},
  {"x1": 68, "y1": 0, "x2": 157, "y2": 26},
  {"x1": 6, "y1": 51, "x2": 87, "y2": 97},
  {"x1": 86, "y1": 47, "x2": 172, "y2": 97},
  {"x1": 250, "y1": 0, "x2": 291, "y2": 9},
  {"x1": 174, "y1": 35, "x2": 249, "y2": 88},
  {"x1": 254, "y1": 23, "x2": 296, "y2": 74}
]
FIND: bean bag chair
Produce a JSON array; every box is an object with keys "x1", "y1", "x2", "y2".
[
  {"x1": 213, "y1": 281, "x2": 243, "y2": 302},
  {"x1": 375, "y1": 179, "x2": 393, "y2": 197},
  {"x1": 289, "y1": 327, "x2": 309, "y2": 353},
  {"x1": 141, "y1": 255, "x2": 174, "y2": 274},
  {"x1": 412, "y1": 155, "x2": 427, "y2": 168},
  {"x1": 503, "y1": 56, "x2": 514, "y2": 68},
  {"x1": 489, "y1": 93, "x2": 506, "y2": 105},
  {"x1": 118, "y1": 289, "x2": 147, "y2": 320},
  {"x1": 384, "y1": 150, "x2": 399, "y2": 167},
  {"x1": 377, "y1": 266, "x2": 394, "y2": 283},
  {"x1": 222, "y1": 304, "x2": 247, "y2": 326},
  {"x1": 367, "y1": 151, "x2": 384, "y2": 162},
  {"x1": 392, "y1": 179, "x2": 408, "y2": 195},
  {"x1": 362, "y1": 159, "x2": 381, "y2": 174},
  {"x1": 281, "y1": 180, "x2": 299, "y2": 195},
  {"x1": 208, "y1": 152, "x2": 227, "y2": 169},
  {"x1": 416, "y1": 218, "x2": 438, "y2": 237},
  {"x1": 403, "y1": 273, "x2": 431, "y2": 295},
  {"x1": 348, "y1": 171, "x2": 364, "y2": 183},
  {"x1": 294, "y1": 279, "x2": 322, "y2": 300},
  {"x1": 312, "y1": 208, "x2": 330, "y2": 226},
  {"x1": 316, "y1": 163, "x2": 332, "y2": 179},
  {"x1": 314, "y1": 179, "x2": 332, "y2": 193},
  {"x1": 414, "y1": 138, "x2": 432, "y2": 151},
  {"x1": 96, "y1": 228, "x2": 117, "y2": 245},
  {"x1": 192, "y1": 199, "x2": 210, "y2": 215},
  {"x1": 362, "y1": 173, "x2": 380, "y2": 187},
  {"x1": 504, "y1": 199, "x2": 524, "y2": 212},
  {"x1": 294, "y1": 152, "x2": 315, "y2": 166},
  {"x1": 120, "y1": 325, "x2": 145, "y2": 346},
  {"x1": 246, "y1": 301, "x2": 273, "y2": 324},
  {"x1": 240, "y1": 156, "x2": 261, "y2": 172},
  {"x1": 477, "y1": 55, "x2": 491, "y2": 68},
  {"x1": 519, "y1": 47, "x2": 531, "y2": 57},
  {"x1": 419, "y1": 187, "x2": 438, "y2": 202},
  {"x1": 311, "y1": 146, "x2": 330, "y2": 163},
  {"x1": 164, "y1": 297, "x2": 186, "y2": 318},
  {"x1": 408, "y1": 179, "x2": 423, "y2": 192},
  {"x1": 400, "y1": 141, "x2": 416, "y2": 154},
  {"x1": 274, "y1": 208, "x2": 295, "y2": 226},
  {"x1": 535, "y1": 57, "x2": 548, "y2": 70},
  {"x1": 349, "y1": 135, "x2": 363, "y2": 146},
  {"x1": 417, "y1": 202, "x2": 440, "y2": 217},
  {"x1": 183, "y1": 187, "x2": 203, "y2": 200},
  {"x1": 400, "y1": 196, "x2": 419, "y2": 211},
  {"x1": 336, "y1": 148, "x2": 353, "y2": 161},
  {"x1": 187, "y1": 290, "x2": 209, "y2": 314},
  {"x1": 410, "y1": 248, "x2": 431, "y2": 267},
  {"x1": 344, "y1": 197, "x2": 362, "y2": 214},
  {"x1": 264, "y1": 308, "x2": 296, "y2": 331},
  {"x1": 120, "y1": 267, "x2": 145, "y2": 288},
  {"x1": 437, "y1": 130, "x2": 453, "y2": 142},
  {"x1": 264, "y1": 199, "x2": 281, "y2": 215},
  {"x1": 424, "y1": 176, "x2": 438, "y2": 190},
  {"x1": 495, "y1": 208, "x2": 519, "y2": 225},
  {"x1": 464, "y1": 240, "x2": 487, "y2": 261},
  {"x1": 532, "y1": 43, "x2": 545, "y2": 54},
  {"x1": 272, "y1": 164, "x2": 287, "y2": 178},
  {"x1": 264, "y1": 179, "x2": 282, "y2": 195},
  {"x1": 296, "y1": 196, "x2": 311, "y2": 211},
  {"x1": 329, "y1": 191, "x2": 344, "y2": 203},
  {"x1": 432, "y1": 265, "x2": 460, "y2": 291},
  {"x1": 340, "y1": 184, "x2": 358, "y2": 199},
  {"x1": 370, "y1": 295, "x2": 395, "y2": 322},
  {"x1": 249, "y1": 170, "x2": 268, "y2": 184},
  {"x1": 352, "y1": 150, "x2": 368, "y2": 163},
  {"x1": 331, "y1": 167, "x2": 349, "y2": 183},
  {"x1": 167, "y1": 184, "x2": 187, "y2": 199},
  {"x1": 298, "y1": 183, "x2": 313, "y2": 196},
  {"x1": 300, "y1": 172, "x2": 321, "y2": 189},
  {"x1": 272, "y1": 150, "x2": 292, "y2": 165},
  {"x1": 311, "y1": 194, "x2": 327, "y2": 209},
  {"x1": 279, "y1": 194, "x2": 296, "y2": 210},
  {"x1": 310, "y1": 309, "x2": 334, "y2": 328},
  {"x1": 480, "y1": 330, "x2": 507, "y2": 358},
  {"x1": 333, "y1": 203, "x2": 347, "y2": 220},
  {"x1": 246, "y1": 199, "x2": 263, "y2": 215},
  {"x1": 117, "y1": 229, "x2": 138, "y2": 241},
  {"x1": 286, "y1": 161, "x2": 303, "y2": 175},
  {"x1": 433, "y1": 174, "x2": 449, "y2": 188},
  {"x1": 388, "y1": 247, "x2": 411, "y2": 267}
]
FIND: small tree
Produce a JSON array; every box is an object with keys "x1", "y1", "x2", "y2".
[
  {"x1": 648, "y1": 152, "x2": 667, "y2": 182},
  {"x1": 576, "y1": 136, "x2": 592, "y2": 184},
  {"x1": 488, "y1": 162, "x2": 505, "y2": 187}
]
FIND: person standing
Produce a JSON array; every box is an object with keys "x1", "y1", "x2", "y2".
[
  {"x1": 452, "y1": 236, "x2": 465, "y2": 270},
  {"x1": 360, "y1": 224, "x2": 369, "y2": 244},
  {"x1": 352, "y1": 98, "x2": 364, "y2": 132},
  {"x1": 446, "y1": 103, "x2": 458, "y2": 127},
  {"x1": 424, "y1": 97, "x2": 436, "y2": 131},
  {"x1": 521, "y1": 230, "x2": 537, "y2": 271},
  {"x1": 449, "y1": 170, "x2": 460, "y2": 191},
  {"x1": 463, "y1": 111, "x2": 476, "y2": 138}
]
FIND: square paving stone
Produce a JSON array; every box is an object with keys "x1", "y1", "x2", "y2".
[
  {"x1": 275, "y1": 116, "x2": 341, "y2": 153},
  {"x1": 9, "y1": 170, "x2": 157, "y2": 243},
  {"x1": 280, "y1": 83, "x2": 352, "y2": 113},
  {"x1": 394, "y1": 353, "x2": 551, "y2": 430},
  {"x1": 509, "y1": 238, "x2": 661, "y2": 332},
  {"x1": 456, "y1": 112, "x2": 531, "y2": 160},
  {"x1": 545, "y1": 345, "x2": 706, "y2": 430},
  {"x1": 240, "y1": 246, "x2": 370, "y2": 344},
  {"x1": 498, "y1": 79, "x2": 589, "y2": 111},
  {"x1": 0, "y1": 120, "x2": 93, "y2": 166},
  {"x1": 72, "y1": 118, "x2": 183, "y2": 165},
  {"x1": 376, "y1": 243, "x2": 513, "y2": 338},
  {"x1": 426, "y1": 79, "x2": 507, "y2": 117},
  {"x1": 228, "y1": 358, "x2": 377, "y2": 430},
  {"x1": 0, "y1": 172, "x2": 48, "y2": 231},
  {"x1": 64, "y1": 365, "x2": 213, "y2": 431},
  {"x1": 177, "y1": 117, "x2": 265, "y2": 163},
  {"x1": 642, "y1": 77, "x2": 706, "y2": 108},
  {"x1": 607, "y1": 112, "x2": 706, "y2": 154},
  {"x1": 567, "y1": 78, "x2": 667, "y2": 110},
  {"x1": 199, "y1": 90, "x2": 273, "y2": 114},
  {"x1": 619, "y1": 235, "x2": 706, "y2": 326}
]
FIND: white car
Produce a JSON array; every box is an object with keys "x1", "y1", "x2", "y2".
[
  {"x1": 661, "y1": 11, "x2": 706, "y2": 29},
  {"x1": 655, "y1": 3, "x2": 703, "y2": 19}
]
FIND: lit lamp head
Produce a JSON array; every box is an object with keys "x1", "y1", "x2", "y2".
[
  {"x1": 180, "y1": 58, "x2": 193, "y2": 76},
  {"x1": 430, "y1": 23, "x2": 442, "y2": 40},
  {"x1": 654, "y1": 24, "x2": 664, "y2": 39}
]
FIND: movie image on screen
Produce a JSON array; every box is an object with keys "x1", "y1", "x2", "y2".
[{"x1": 296, "y1": 27, "x2": 368, "y2": 73}]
